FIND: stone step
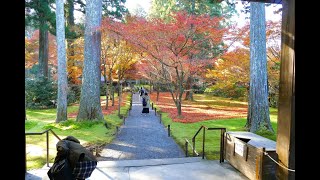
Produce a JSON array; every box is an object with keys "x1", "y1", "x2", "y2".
[
  {"x1": 26, "y1": 157, "x2": 248, "y2": 180},
  {"x1": 96, "y1": 157, "x2": 203, "y2": 167}
]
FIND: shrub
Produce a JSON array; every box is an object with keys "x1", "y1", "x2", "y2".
[
  {"x1": 205, "y1": 84, "x2": 248, "y2": 100},
  {"x1": 100, "y1": 83, "x2": 107, "y2": 96},
  {"x1": 25, "y1": 77, "x2": 57, "y2": 109},
  {"x1": 268, "y1": 93, "x2": 278, "y2": 108},
  {"x1": 192, "y1": 85, "x2": 206, "y2": 94},
  {"x1": 68, "y1": 84, "x2": 81, "y2": 104}
]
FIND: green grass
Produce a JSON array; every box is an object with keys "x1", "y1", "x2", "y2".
[
  {"x1": 160, "y1": 111, "x2": 277, "y2": 160},
  {"x1": 25, "y1": 94, "x2": 131, "y2": 170},
  {"x1": 27, "y1": 92, "x2": 277, "y2": 168},
  {"x1": 154, "y1": 94, "x2": 278, "y2": 160}
]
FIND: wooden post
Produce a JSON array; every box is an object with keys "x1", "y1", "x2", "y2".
[
  {"x1": 238, "y1": 1, "x2": 295, "y2": 179},
  {"x1": 259, "y1": 147, "x2": 265, "y2": 180},
  {"x1": 168, "y1": 125, "x2": 170, "y2": 137},
  {"x1": 46, "y1": 131, "x2": 49, "y2": 167},
  {"x1": 192, "y1": 138, "x2": 196, "y2": 157},
  {"x1": 202, "y1": 128, "x2": 205, "y2": 159},
  {"x1": 130, "y1": 101, "x2": 132, "y2": 110},
  {"x1": 220, "y1": 128, "x2": 225, "y2": 163},
  {"x1": 185, "y1": 141, "x2": 188, "y2": 157},
  {"x1": 25, "y1": 136, "x2": 27, "y2": 173},
  {"x1": 276, "y1": 0, "x2": 295, "y2": 179},
  {"x1": 155, "y1": 108, "x2": 157, "y2": 115}
]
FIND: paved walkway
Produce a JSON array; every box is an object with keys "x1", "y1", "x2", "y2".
[
  {"x1": 26, "y1": 157, "x2": 248, "y2": 180},
  {"x1": 25, "y1": 91, "x2": 249, "y2": 180},
  {"x1": 98, "y1": 92, "x2": 185, "y2": 160}
]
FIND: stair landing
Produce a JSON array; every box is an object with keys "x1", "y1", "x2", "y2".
[{"x1": 26, "y1": 157, "x2": 248, "y2": 180}]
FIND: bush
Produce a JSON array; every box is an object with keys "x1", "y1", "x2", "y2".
[
  {"x1": 68, "y1": 84, "x2": 81, "y2": 104},
  {"x1": 100, "y1": 84, "x2": 117, "y2": 96},
  {"x1": 100, "y1": 83, "x2": 107, "y2": 96},
  {"x1": 205, "y1": 84, "x2": 248, "y2": 100},
  {"x1": 25, "y1": 77, "x2": 57, "y2": 109},
  {"x1": 268, "y1": 93, "x2": 278, "y2": 108},
  {"x1": 192, "y1": 85, "x2": 205, "y2": 94}
]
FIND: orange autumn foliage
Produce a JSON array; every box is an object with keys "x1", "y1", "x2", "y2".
[
  {"x1": 25, "y1": 30, "x2": 58, "y2": 79},
  {"x1": 150, "y1": 92, "x2": 247, "y2": 123}
]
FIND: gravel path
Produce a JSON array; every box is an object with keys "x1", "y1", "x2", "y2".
[{"x1": 98, "y1": 92, "x2": 185, "y2": 160}]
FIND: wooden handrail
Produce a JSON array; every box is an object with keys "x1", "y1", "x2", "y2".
[
  {"x1": 192, "y1": 125, "x2": 206, "y2": 142},
  {"x1": 25, "y1": 129, "x2": 61, "y2": 140},
  {"x1": 191, "y1": 126, "x2": 226, "y2": 162},
  {"x1": 25, "y1": 129, "x2": 61, "y2": 173}
]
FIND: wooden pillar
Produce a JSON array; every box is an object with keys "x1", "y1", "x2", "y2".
[{"x1": 276, "y1": 0, "x2": 295, "y2": 179}]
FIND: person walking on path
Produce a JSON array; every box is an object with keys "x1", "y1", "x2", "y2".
[
  {"x1": 139, "y1": 87, "x2": 144, "y2": 96},
  {"x1": 98, "y1": 93, "x2": 185, "y2": 160},
  {"x1": 141, "y1": 92, "x2": 150, "y2": 114}
]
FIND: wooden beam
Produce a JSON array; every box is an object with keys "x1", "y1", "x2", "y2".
[{"x1": 276, "y1": 0, "x2": 295, "y2": 179}]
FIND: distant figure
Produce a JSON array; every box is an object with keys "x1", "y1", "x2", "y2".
[
  {"x1": 141, "y1": 92, "x2": 150, "y2": 114},
  {"x1": 139, "y1": 87, "x2": 144, "y2": 96}
]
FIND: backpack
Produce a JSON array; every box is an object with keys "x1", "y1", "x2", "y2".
[
  {"x1": 47, "y1": 151, "x2": 74, "y2": 180},
  {"x1": 142, "y1": 97, "x2": 147, "y2": 106}
]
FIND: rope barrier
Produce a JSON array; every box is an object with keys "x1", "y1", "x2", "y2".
[
  {"x1": 263, "y1": 152, "x2": 295, "y2": 172},
  {"x1": 185, "y1": 138, "x2": 199, "y2": 156}
]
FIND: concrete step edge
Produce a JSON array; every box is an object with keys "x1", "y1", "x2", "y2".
[
  {"x1": 96, "y1": 157, "x2": 203, "y2": 168},
  {"x1": 36, "y1": 157, "x2": 203, "y2": 170}
]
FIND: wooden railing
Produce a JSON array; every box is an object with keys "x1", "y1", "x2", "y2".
[
  {"x1": 25, "y1": 129, "x2": 61, "y2": 172},
  {"x1": 186, "y1": 125, "x2": 226, "y2": 163}
]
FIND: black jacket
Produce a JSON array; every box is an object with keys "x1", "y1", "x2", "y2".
[{"x1": 54, "y1": 136, "x2": 97, "y2": 170}]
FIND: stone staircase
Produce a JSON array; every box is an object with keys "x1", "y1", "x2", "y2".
[{"x1": 25, "y1": 157, "x2": 248, "y2": 180}]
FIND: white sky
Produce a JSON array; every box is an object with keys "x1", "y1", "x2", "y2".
[
  {"x1": 231, "y1": 3, "x2": 282, "y2": 27},
  {"x1": 74, "y1": 1, "x2": 282, "y2": 26},
  {"x1": 125, "y1": 0, "x2": 152, "y2": 14},
  {"x1": 124, "y1": 0, "x2": 282, "y2": 26}
]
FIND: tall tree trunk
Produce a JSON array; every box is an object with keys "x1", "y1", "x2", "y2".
[
  {"x1": 118, "y1": 71, "x2": 122, "y2": 117},
  {"x1": 246, "y1": 2, "x2": 273, "y2": 133},
  {"x1": 169, "y1": 82, "x2": 184, "y2": 116},
  {"x1": 149, "y1": 81, "x2": 152, "y2": 94},
  {"x1": 156, "y1": 91, "x2": 159, "y2": 101},
  {"x1": 184, "y1": 76, "x2": 194, "y2": 100},
  {"x1": 177, "y1": 99, "x2": 182, "y2": 116},
  {"x1": 38, "y1": 20, "x2": 49, "y2": 78},
  {"x1": 103, "y1": 66, "x2": 109, "y2": 110},
  {"x1": 186, "y1": 0, "x2": 195, "y2": 101},
  {"x1": 112, "y1": 86, "x2": 115, "y2": 106},
  {"x1": 56, "y1": 0, "x2": 68, "y2": 122},
  {"x1": 25, "y1": 92, "x2": 27, "y2": 120},
  {"x1": 67, "y1": 0, "x2": 76, "y2": 84},
  {"x1": 108, "y1": 72, "x2": 115, "y2": 106},
  {"x1": 105, "y1": 81, "x2": 109, "y2": 109},
  {"x1": 67, "y1": 0, "x2": 75, "y2": 28},
  {"x1": 116, "y1": 82, "x2": 120, "y2": 96},
  {"x1": 77, "y1": 0, "x2": 104, "y2": 121},
  {"x1": 156, "y1": 84, "x2": 160, "y2": 101}
]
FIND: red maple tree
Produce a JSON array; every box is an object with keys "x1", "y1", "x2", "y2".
[{"x1": 101, "y1": 11, "x2": 228, "y2": 117}]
